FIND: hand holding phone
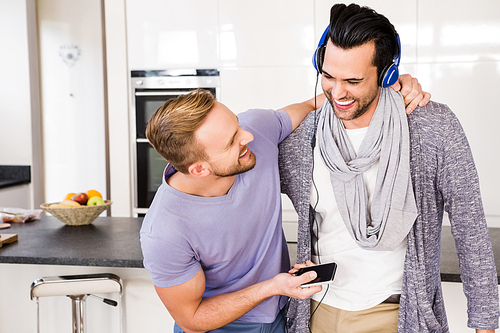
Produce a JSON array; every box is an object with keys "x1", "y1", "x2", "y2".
[{"x1": 294, "y1": 262, "x2": 337, "y2": 288}]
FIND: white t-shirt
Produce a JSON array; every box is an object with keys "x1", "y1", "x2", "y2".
[{"x1": 310, "y1": 126, "x2": 407, "y2": 311}]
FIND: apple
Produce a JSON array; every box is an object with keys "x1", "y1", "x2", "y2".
[
  {"x1": 71, "y1": 192, "x2": 88, "y2": 205},
  {"x1": 87, "y1": 196, "x2": 105, "y2": 206}
]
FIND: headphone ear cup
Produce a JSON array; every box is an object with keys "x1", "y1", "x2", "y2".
[
  {"x1": 379, "y1": 63, "x2": 399, "y2": 87},
  {"x1": 313, "y1": 25, "x2": 330, "y2": 73},
  {"x1": 315, "y1": 45, "x2": 326, "y2": 74}
]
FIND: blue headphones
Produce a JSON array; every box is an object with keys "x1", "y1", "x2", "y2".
[{"x1": 312, "y1": 26, "x2": 401, "y2": 87}]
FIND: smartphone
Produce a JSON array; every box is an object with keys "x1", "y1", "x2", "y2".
[{"x1": 294, "y1": 262, "x2": 337, "y2": 288}]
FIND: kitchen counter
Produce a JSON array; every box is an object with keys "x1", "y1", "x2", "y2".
[
  {"x1": 0, "y1": 216, "x2": 143, "y2": 267},
  {"x1": 1, "y1": 216, "x2": 499, "y2": 283},
  {"x1": 0, "y1": 165, "x2": 30, "y2": 189}
]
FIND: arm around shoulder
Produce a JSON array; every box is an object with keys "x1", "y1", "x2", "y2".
[{"x1": 280, "y1": 94, "x2": 326, "y2": 131}]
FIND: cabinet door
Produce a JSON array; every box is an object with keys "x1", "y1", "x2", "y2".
[{"x1": 126, "y1": 0, "x2": 219, "y2": 69}]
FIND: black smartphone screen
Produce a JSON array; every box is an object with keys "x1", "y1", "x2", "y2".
[{"x1": 295, "y1": 262, "x2": 337, "y2": 287}]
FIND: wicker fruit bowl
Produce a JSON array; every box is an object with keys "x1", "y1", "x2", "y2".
[{"x1": 40, "y1": 200, "x2": 112, "y2": 226}]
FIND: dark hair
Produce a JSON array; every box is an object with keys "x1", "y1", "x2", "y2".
[{"x1": 327, "y1": 3, "x2": 400, "y2": 79}]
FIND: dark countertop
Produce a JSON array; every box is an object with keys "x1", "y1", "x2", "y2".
[
  {"x1": 1, "y1": 216, "x2": 499, "y2": 284},
  {"x1": 0, "y1": 216, "x2": 144, "y2": 268},
  {"x1": 0, "y1": 165, "x2": 31, "y2": 189}
]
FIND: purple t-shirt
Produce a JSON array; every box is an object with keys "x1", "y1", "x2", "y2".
[{"x1": 140, "y1": 108, "x2": 292, "y2": 323}]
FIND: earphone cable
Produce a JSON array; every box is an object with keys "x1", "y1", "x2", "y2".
[
  {"x1": 308, "y1": 72, "x2": 326, "y2": 332},
  {"x1": 311, "y1": 71, "x2": 321, "y2": 265},
  {"x1": 309, "y1": 284, "x2": 330, "y2": 333}
]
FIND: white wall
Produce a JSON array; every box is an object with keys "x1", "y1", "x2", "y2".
[{"x1": 37, "y1": 0, "x2": 107, "y2": 205}]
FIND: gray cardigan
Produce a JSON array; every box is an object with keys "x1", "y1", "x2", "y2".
[{"x1": 278, "y1": 101, "x2": 499, "y2": 332}]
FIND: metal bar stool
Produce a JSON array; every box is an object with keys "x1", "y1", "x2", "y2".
[{"x1": 30, "y1": 273, "x2": 123, "y2": 333}]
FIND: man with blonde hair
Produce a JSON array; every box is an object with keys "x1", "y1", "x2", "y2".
[
  {"x1": 142, "y1": 89, "x2": 322, "y2": 333},
  {"x1": 141, "y1": 79, "x2": 429, "y2": 333}
]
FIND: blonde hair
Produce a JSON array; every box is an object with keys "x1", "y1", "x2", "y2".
[{"x1": 146, "y1": 88, "x2": 215, "y2": 174}]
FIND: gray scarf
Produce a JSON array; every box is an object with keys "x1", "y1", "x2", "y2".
[{"x1": 317, "y1": 88, "x2": 418, "y2": 251}]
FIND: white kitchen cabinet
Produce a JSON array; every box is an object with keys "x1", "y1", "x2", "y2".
[
  {"x1": 0, "y1": 264, "x2": 174, "y2": 333},
  {"x1": 0, "y1": 185, "x2": 30, "y2": 209},
  {"x1": 126, "y1": 0, "x2": 219, "y2": 70}
]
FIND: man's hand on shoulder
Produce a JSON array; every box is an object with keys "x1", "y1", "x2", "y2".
[{"x1": 392, "y1": 74, "x2": 431, "y2": 114}]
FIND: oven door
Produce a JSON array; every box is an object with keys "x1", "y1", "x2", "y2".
[
  {"x1": 134, "y1": 90, "x2": 185, "y2": 214},
  {"x1": 136, "y1": 140, "x2": 167, "y2": 211},
  {"x1": 135, "y1": 90, "x2": 189, "y2": 139},
  {"x1": 134, "y1": 88, "x2": 217, "y2": 138}
]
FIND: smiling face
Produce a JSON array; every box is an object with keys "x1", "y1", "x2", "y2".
[
  {"x1": 321, "y1": 40, "x2": 381, "y2": 129},
  {"x1": 195, "y1": 102, "x2": 256, "y2": 178}
]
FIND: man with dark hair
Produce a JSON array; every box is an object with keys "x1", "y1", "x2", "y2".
[{"x1": 280, "y1": 3, "x2": 499, "y2": 333}]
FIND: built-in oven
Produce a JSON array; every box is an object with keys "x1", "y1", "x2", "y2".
[{"x1": 130, "y1": 69, "x2": 220, "y2": 216}]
